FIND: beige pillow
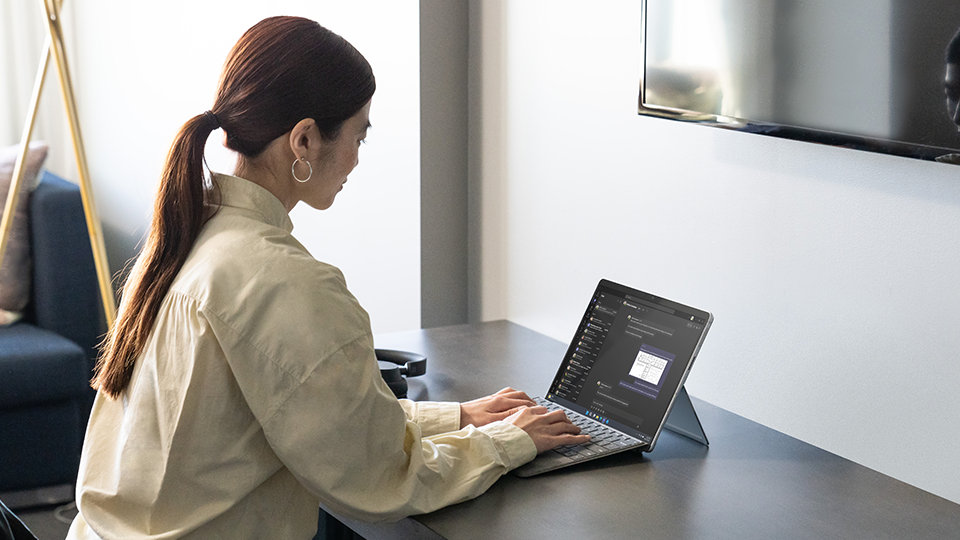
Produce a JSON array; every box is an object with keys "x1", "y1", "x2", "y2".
[{"x1": 0, "y1": 142, "x2": 49, "y2": 324}]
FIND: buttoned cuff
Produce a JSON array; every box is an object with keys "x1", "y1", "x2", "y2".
[{"x1": 478, "y1": 421, "x2": 538, "y2": 470}]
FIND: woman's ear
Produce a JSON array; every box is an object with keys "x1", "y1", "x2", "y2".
[{"x1": 288, "y1": 118, "x2": 320, "y2": 159}]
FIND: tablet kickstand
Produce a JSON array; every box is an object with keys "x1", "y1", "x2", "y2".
[{"x1": 664, "y1": 386, "x2": 709, "y2": 446}]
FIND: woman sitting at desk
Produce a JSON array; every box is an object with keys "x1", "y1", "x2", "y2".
[{"x1": 67, "y1": 15, "x2": 587, "y2": 540}]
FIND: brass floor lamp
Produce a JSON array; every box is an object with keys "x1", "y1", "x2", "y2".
[{"x1": 0, "y1": 0, "x2": 116, "y2": 328}]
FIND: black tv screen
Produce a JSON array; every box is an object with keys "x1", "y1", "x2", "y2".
[{"x1": 638, "y1": 0, "x2": 960, "y2": 164}]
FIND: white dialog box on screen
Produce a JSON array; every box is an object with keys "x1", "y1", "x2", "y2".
[{"x1": 629, "y1": 348, "x2": 668, "y2": 385}]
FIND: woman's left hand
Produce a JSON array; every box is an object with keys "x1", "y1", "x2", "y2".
[{"x1": 459, "y1": 387, "x2": 537, "y2": 428}]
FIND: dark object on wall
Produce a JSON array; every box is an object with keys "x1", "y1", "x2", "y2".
[
  {"x1": 945, "y1": 28, "x2": 960, "y2": 127},
  {"x1": 0, "y1": 172, "x2": 101, "y2": 495},
  {"x1": 376, "y1": 349, "x2": 427, "y2": 399},
  {"x1": 638, "y1": 0, "x2": 960, "y2": 164}
]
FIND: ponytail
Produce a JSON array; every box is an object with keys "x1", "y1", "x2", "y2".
[{"x1": 92, "y1": 111, "x2": 220, "y2": 398}]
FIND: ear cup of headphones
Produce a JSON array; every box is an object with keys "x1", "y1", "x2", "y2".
[
  {"x1": 376, "y1": 349, "x2": 427, "y2": 398},
  {"x1": 378, "y1": 361, "x2": 409, "y2": 398}
]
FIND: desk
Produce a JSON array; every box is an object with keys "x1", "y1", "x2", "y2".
[{"x1": 335, "y1": 321, "x2": 960, "y2": 539}]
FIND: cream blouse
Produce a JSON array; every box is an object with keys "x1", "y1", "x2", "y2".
[{"x1": 67, "y1": 174, "x2": 536, "y2": 539}]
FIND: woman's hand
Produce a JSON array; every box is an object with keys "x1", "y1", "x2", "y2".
[
  {"x1": 459, "y1": 387, "x2": 537, "y2": 428},
  {"x1": 503, "y1": 406, "x2": 591, "y2": 454}
]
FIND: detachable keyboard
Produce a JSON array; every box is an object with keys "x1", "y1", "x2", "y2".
[{"x1": 511, "y1": 397, "x2": 646, "y2": 477}]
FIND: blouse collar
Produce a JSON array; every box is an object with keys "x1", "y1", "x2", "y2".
[{"x1": 211, "y1": 173, "x2": 294, "y2": 233}]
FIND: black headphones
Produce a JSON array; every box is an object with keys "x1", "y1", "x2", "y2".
[
  {"x1": 376, "y1": 349, "x2": 427, "y2": 399},
  {"x1": 945, "y1": 28, "x2": 960, "y2": 128}
]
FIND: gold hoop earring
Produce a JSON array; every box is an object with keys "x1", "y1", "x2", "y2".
[{"x1": 292, "y1": 157, "x2": 312, "y2": 183}]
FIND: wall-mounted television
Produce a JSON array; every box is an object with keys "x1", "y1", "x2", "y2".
[{"x1": 638, "y1": 0, "x2": 960, "y2": 164}]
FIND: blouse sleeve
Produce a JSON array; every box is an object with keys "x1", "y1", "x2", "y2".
[{"x1": 204, "y1": 267, "x2": 536, "y2": 523}]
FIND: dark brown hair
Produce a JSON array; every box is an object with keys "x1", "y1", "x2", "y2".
[{"x1": 93, "y1": 16, "x2": 375, "y2": 398}]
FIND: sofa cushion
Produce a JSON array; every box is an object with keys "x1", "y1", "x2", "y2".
[
  {"x1": 0, "y1": 322, "x2": 89, "y2": 408},
  {"x1": 0, "y1": 143, "x2": 49, "y2": 325}
]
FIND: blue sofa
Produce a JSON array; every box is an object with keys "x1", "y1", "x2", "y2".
[{"x1": 0, "y1": 171, "x2": 102, "y2": 494}]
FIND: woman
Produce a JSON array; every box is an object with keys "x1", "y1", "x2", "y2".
[{"x1": 68, "y1": 16, "x2": 587, "y2": 539}]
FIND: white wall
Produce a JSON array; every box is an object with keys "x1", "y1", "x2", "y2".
[
  {"x1": 64, "y1": 0, "x2": 420, "y2": 333},
  {"x1": 0, "y1": 1, "x2": 74, "y2": 179},
  {"x1": 473, "y1": 0, "x2": 960, "y2": 503}
]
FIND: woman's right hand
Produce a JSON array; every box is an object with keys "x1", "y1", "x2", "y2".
[{"x1": 503, "y1": 406, "x2": 591, "y2": 453}]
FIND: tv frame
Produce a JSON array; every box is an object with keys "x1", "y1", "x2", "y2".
[{"x1": 636, "y1": 0, "x2": 960, "y2": 165}]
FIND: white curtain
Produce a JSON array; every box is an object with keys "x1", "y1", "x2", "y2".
[{"x1": 0, "y1": 0, "x2": 76, "y2": 180}]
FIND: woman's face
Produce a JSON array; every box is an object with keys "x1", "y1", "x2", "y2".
[{"x1": 305, "y1": 100, "x2": 371, "y2": 210}]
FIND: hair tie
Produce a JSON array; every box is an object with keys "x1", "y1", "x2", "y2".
[{"x1": 203, "y1": 110, "x2": 221, "y2": 129}]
